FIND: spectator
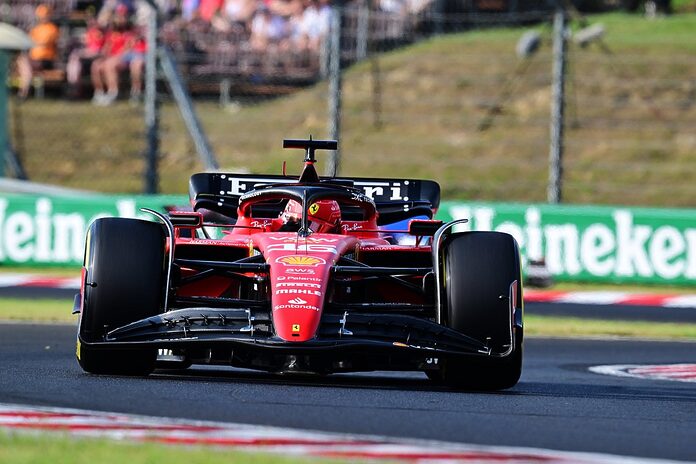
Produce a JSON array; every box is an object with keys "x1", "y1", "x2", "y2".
[
  {"x1": 16, "y1": 4, "x2": 60, "y2": 99},
  {"x1": 198, "y1": 0, "x2": 224, "y2": 22},
  {"x1": 90, "y1": 4, "x2": 146, "y2": 105},
  {"x1": 292, "y1": 0, "x2": 330, "y2": 53},
  {"x1": 66, "y1": 15, "x2": 105, "y2": 95},
  {"x1": 249, "y1": 5, "x2": 288, "y2": 52},
  {"x1": 182, "y1": 0, "x2": 202, "y2": 21},
  {"x1": 211, "y1": 0, "x2": 257, "y2": 33}
]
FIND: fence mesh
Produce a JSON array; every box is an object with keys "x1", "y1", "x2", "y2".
[{"x1": 3, "y1": 1, "x2": 696, "y2": 206}]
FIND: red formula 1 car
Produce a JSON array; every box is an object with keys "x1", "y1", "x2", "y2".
[{"x1": 75, "y1": 139, "x2": 523, "y2": 390}]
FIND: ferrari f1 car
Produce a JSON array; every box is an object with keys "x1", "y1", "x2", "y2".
[{"x1": 75, "y1": 138, "x2": 523, "y2": 390}]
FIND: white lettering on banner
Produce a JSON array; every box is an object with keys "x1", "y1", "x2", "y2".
[
  {"x1": 686, "y1": 230, "x2": 696, "y2": 279},
  {"x1": 35, "y1": 198, "x2": 52, "y2": 261},
  {"x1": 5, "y1": 212, "x2": 34, "y2": 262},
  {"x1": 650, "y1": 226, "x2": 685, "y2": 279},
  {"x1": 525, "y1": 208, "x2": 544, "y2": 261},
  {"x1": 544, "y1": 224, "x2": 581, "y2": 275},
  {"x1": 614, "y1": 210, "x2": 653, "y2": 277},
  {"x1": 275, "y1": 289, "x2": 322, "y2": 296},
  {"x1": 53, "y1": 213, "x2": 85, "y2": 262},
  {"x1": 0, "y1": 199, "x2": 7, "y2": 260},
  {"x1": 276, "y1": 282, "x2": 322, "y2": 288},
  {"x1": 580, "y1": 224, "x2": 615, "y2": 277},
  {"x1": 474, "y1": 207, "x2": 495, "y2": 231},
  {"x1": 495, "y1": 222, "x2": 525, "y2": 265}
]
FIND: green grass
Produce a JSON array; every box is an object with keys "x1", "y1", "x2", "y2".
[
  {"x1": 0, "y1": 432, "x2": 337, "y2": 464},
  {"x1": 2, "y1": 297, "x2": 696, "y2": 340},
  {"x1": 0, "y1": 298, "x2": 77, "y2": 324},
  {"x1": 526, "y1": 315, "x2": 696, "y2": 339},
  {"x1": 10, "y1": 13, "x2": 696, "y2": 207}
]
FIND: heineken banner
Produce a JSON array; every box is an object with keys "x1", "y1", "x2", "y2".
[
  {"x1": 439, "y1": 201, "x2": 696, "y2": 285},
  {"x1": 0, "y1": 194, "x2": 186, "y2": 267},
  {"x1": 1, "y1": 194, "x2": 695, "y2": 285}
]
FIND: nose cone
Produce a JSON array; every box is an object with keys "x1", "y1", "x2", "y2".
[{"x1": 255, "y1": 233, "x2": 357, "y2": 342}]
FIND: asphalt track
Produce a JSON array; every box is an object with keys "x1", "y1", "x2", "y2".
[{"x1": 1, "y1": 323, "x2": 695, "y2": 462}]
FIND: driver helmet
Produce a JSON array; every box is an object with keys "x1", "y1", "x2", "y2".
[{"x1": 281, "y1": 200, "x2": 341, "y2": 233}]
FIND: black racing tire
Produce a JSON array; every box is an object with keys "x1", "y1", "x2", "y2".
[
  {"x1": 77, "y1": 217, "x2": 166, "y2": 376},
  {"x1": 436, "y1": 231, "x2": 523, "y2": 391}
]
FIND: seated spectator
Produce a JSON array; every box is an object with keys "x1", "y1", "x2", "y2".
[
  {"x1": 66, "y1": 15, "x2": 106, "y2": 95},
  {"x1": 182, "y1": 0, "x2": 202, "y2": 21},
  {"x1": 198, "y1": 0, "x2": 224, "y2": 22},
  {"x1": 292, "y1": 0, "x2": 330, "y2": 54},
  {"x1": 211, "y1": 0, "x2": 257, "y2": 33},
  {"x1": 16, "y1": 4, "x2": 60, "y2": 99},
  {"x1": 249, "y1": 5, "x2": 289, "y2": 52},
  {"x1": 269, "y1": 0, "x2": 304, "y2": 18},
  {"x1": 90, "y1": 4, "x2": 146, "y2": 105}
]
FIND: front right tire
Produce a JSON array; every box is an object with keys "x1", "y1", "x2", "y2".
[{"x1": 435, "y1": 231, "x2": 523, "y2": 390}]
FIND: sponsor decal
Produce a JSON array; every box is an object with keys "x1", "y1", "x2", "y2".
[
  {"x1": 251, "y1": 220, "x2": 273, "y2": 228},
  {"x1": 267, "y1": 236, "x2": 338, "y2": 243},
  {"x1": 288, "y1": 297, "x2": 307, "y2": 304},
  {"x1": 268, "y1": 244, "x2": 337, "y2": 253},
  {"x1": 275, "y1": 303, "x2": 321, "y2": 311},
  {"x1": 285, "y1": 268, "x2": 316, "y2": 275},
  {"x1": 355, "y1": 180, "x2": 409, "y2": 201},
  {"x1": 275, "y1": 289, "x2": 322, "y2": 296},
  {"x1": 276, "y1": 255, "x2": 326, "y2": 266},
  {"x1": 342, "y1": 223, "x2": 363, "y2": 232},
  {"x1": 309, "y1": 203, "x2": 320, "y2": 215},
  {"x1": 292, "y1": 324, "x2": 301, "y2": 332},
  {"x1": 276, "y1": 282, "x2": 321, "y2": 288}
]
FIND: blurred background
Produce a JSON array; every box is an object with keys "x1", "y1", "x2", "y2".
[{"x1": 2, "y1": 0, "x2": 695, "y2": 206}]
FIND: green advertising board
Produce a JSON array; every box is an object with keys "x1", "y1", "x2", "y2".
[
  {"x1": 437, "y1": 201, "x2": 696, "y2": 286},
  {"x1": 0, "y1": 194, "x2": 186, "y2": 267},
  {"x1": 1, "y1": 193, "x2": 695, "y2": 286}
]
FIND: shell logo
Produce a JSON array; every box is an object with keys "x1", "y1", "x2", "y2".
[{"x1": 276, "y1": 255, "x2": 326, "y2": 266}]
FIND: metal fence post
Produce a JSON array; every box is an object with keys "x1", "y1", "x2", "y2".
[
  {"x1": 547, "y1": 7, "x2": 567, "y2": 204},
  {"x1": 144, "y1": 1, "x2": 160, "y2": 194},
  {"x1": 0, "y1": 51, "x2": 8, "y2": 178},
  {"x1": 326, "y1": 1, "x2": 343, "y2": 177}
]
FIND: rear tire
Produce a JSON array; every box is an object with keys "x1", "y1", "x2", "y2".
[
  {"x1": 77, "y1": 218, "x2": 166, "y2": 375},
  {"x1": 437, "y1": 231, "x2": 523, "y2": 390}
]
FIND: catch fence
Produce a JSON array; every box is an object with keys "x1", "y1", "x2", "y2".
[{"x1": 3, "y1": 1, "x2": 696, "y2": 206}]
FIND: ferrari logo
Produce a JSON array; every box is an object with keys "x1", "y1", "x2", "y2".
[
  {"x1": 292, "y1": 324, "x2": 301, "y2": 332},
  {"x1": 309, "y1": 203, "x2": 320, "y2": 215}
]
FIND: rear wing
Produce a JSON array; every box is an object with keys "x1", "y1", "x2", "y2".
[{"x1": 189, "y1": 173, "x2": 440, "y2": 223}]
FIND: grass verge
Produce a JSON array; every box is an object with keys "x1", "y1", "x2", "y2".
[
  {"x1": 1, "y1": 297, "x2": 696, "y2": 340},
  {"x1": 525, "y1": 315, "x2": 696, "y2": 340},
  {"x1": 0, "y1": 432, "x2": 334, "y2": 464},
  {"x1": 0, "y1": 298, "x2": 77, "y2": 325}
]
